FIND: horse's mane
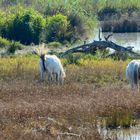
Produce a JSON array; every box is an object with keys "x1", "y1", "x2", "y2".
[{"x1": 33, "y1": 43, "x2": 48, "y2": 57}]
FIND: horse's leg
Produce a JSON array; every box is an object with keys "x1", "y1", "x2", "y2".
[
  {"x1": 138, "y1": 79, "x2": 140, "y2": 93},
  {"x1": 40, "y1": 69, "x2": 45, "y2": 82},
  {"x1": 48, "y1": 72, "x2": 52, "y2": 85},
  {"x1": 60, "y1": 77, "x2": 64, "y2": 85},
  {"x1": 59, "y1": 75, "x2": 64, "y2": 85},
  {"x1": 56, "y1": 73, "x2": 59, "y2": 85},
  {"x1": 39, "y1": 59, "x2": 45, "y2": 82},
  {"x1": 130, "y1": 80, "x2": 134, "y2": 89}
]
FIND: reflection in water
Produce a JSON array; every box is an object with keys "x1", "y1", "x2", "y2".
[
  {"x1": 99, "y1": 125, "x2": 140, "y2": 140},
  {"x1": 93, "y1": 31, "x2": 140, "y2": 51}
]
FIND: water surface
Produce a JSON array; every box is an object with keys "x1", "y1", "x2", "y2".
[{"x1": 99, "y1": 125, "x2": 140, "y2": 140}]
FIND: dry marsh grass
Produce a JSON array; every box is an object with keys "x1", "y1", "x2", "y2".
[{"x1": 0, "y1": 56, "x2": 140, "y2": 140}]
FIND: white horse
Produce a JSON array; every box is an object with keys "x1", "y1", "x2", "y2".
[
  {"x1": 33, "y1": 43, "x2": 66, "y2": 85},
  {"x1": 126, "y1": 60, "x2": 140, "y2": 89},
  {"x1": 39, "y1": 54, "x2": 66, "y2": 84}
]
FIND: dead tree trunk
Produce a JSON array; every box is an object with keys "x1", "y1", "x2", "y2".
[{"x1": 62, "y1": 33, "x2": 140, "y2": 58}]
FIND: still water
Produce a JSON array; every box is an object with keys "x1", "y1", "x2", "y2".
[
  {"x1": 99, "y1": 125, "x2": 140, "y2": 140},
  {"x1": 94, "y1": 32, "x2": 140, "y2": 51}
]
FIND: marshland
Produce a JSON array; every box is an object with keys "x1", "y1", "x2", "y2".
[{"x1": 0, "y1": 0, "x2": 140, "y2": 140}]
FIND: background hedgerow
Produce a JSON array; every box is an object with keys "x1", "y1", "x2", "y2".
[{"x1": 0, "y1": 0, "x2": 139, "y2": 46}]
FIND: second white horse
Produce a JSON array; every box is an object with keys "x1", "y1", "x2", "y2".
[{"x1": 126, "y1": 60, "x2": 140, "y2": 89}]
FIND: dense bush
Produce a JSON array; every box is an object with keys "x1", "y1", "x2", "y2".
[
  {"x1": 44, "y1": 2, "x2": 89, "y2": 41},
  {"x1": 0, "y1": 36, "x2": 24, "y2": 54},
  {"x1": 46, "y1": 14, "x2": 70, "y2": 43},
  {"x1": 48, "y1": 41, "x2": 62, "y2": 48},
  {"x1": 113, "y1": 19, "x2": 138, "y2": 33},
  {"x1": 98, "y1": 7, "x2": 118, "y2": 20},
  {"x1": 0, "y1": 36, "x2": 10, "y2": 48},
  {"x1": 67, "y1": 12, "x2": 86, "y2": 41},
  {"x1": 101, "y1": 19, "x2": 138, "y2": 32},
  {"x1": 7, "y1": 41, "x2": 24, "y2": 54},
  {"x1": 1, "y1": 8, "x2": 45, "y2": 45}
]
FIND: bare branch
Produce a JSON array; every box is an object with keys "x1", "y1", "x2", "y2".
[
  {"x1": 104, "y1": 34, "x2": 113, "y2": 41},
  {"x1": 58, "y1": 132, "x2": 81, "y2": 137},
  {"x1": 62, "y1": 40, "x2": 140, "y2": 58},
  {"x1": 98, "y1": 28, "x2": 102, "y2": 41}
]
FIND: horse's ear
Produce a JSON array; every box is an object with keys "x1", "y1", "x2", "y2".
[{"x1": 32, "y1": 50, "x2": 37, "y2": 55}]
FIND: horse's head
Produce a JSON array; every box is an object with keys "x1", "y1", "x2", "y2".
[{"x1": 33, "y1": 43, "x2": 48, "y2": 57}]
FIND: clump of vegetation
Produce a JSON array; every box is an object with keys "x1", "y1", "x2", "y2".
[
  {"x1": 0, "y1": 7, "x2": 45, "y2": 45},
  {"x1": 64, "y1": 51, "x2": 110, "y2": 66},
  {"x1": 105, "y1": 111, "x2": 136, "y2": 129},
  {"x1": 109, "y1": 51, "x2": 132, "y2": 61},
  {"x1": 48, "y1": 41, "x2": 62, "y2": 48},
  {"x1": 46, "y1": 14, "x2": 70, "y2": 43},
  {"x1": 0, "y1": 36, "x2": 10, "y2": 48},
  {"x1": 97, "y1": 0, "x2": 140, "y2": 32},
  {"x1": 98, "y1": 6, "x2": 118, "y2": 20},
  {"x1": 0, "y1": 36, "x2": 24, "y2": 56},
  {"x1": 112, "y1": 19, "x2": 138, "y2": 33},
  {"x1": 101, "y1": 15, "x2": 138, "y2": 32},
  {"x1": 7, "y1": 41, "x2": 24, "y2": 54}
]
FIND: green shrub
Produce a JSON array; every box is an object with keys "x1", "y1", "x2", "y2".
[
  {"x1": 48, "y1": 41, "x2": 62, "y2": 48},
  {"x1": 66, "y1": 12, "x2": 86, "y2": 42},
  {"x1": 0, "y1": 36, "x2": 10, "y2": 48},
  {"x1": 98, "y1": 6, "x2": 118, "y2": 20},
  {"x1": 46, "y1": 13, "x2": 70, "y2": 43},
  {"x1": 65, "y1": 53, "x2": 88, "y2": 65},
  {"x1": 113, "y1": 19, "x2": 138, "y2": 33},
  {"x1": 7, "y1": 41, "x2": 24, "y2": 54},
  {"x1": 1, "y1": 7, "x2": 45, "y2": 45},
  {"x1": 109, "y1": 51, "x2": 132, "y2": 61},
  {"x1": 105, "y1": 111, "x2": 136, "y2": 129}
]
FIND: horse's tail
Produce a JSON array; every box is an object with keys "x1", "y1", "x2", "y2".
[
  {"x1": 61, "y1": 67, "x2": 66, "y2": 78},
  {"x1": 134, "y1": 64, "x2": 139, "y2": 85},
  {"x1": 60, "y1": 64, "x2": 66, "y2": 78}
]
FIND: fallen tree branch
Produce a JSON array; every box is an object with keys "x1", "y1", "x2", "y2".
[
  {"x1": 61, "y1": 29, "x2": 140, "y2": 58},
  {"x1": 58, "y1": 132, "x2": 81, "y2": 137},
  {"x1": 62, "y1": 40, "x2": 140, "y2": 58},
  {"x1": 104, "y1": 34, "x2": 113, "y2": 41}
]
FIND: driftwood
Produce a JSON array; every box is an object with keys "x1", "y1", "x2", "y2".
[
  {"x1": 58, "y1": 132, "x2": 81, "y2": 137},
  {"x1": 63, "y1": 40, "x2": 140, "y2": 57},
  {"x1": 62, "y1": 32, "x2": 140, "y2": 58}
]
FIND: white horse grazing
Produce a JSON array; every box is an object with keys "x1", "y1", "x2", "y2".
[
  {"x1": 33, "y1": 43, "x2": 66, "y2": 85},
  {"x1": 126, "y1": 60, "x2": 140, "y2": 89},
  {"x1": 39, "y1": 54, "x2": 66, "y2": 84}
]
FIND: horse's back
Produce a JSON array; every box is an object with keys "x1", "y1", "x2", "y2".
[
  {"x1": 126, "y1": 60, "x2": 140, "y2": 86},
  {"x1": 44, "y1": 55, "x2": 64, "y2": 74}
]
